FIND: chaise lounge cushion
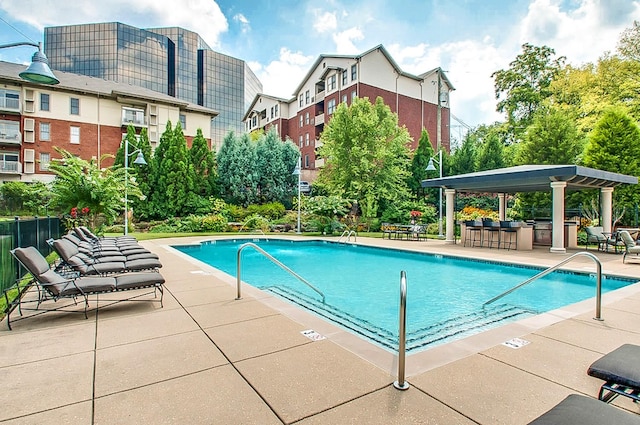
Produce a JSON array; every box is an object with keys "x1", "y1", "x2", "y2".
[
  {"x1": 588, "y1": 344, "x2": 640, "y2": 390},
  {"x1": 115, "y1": 272, "x2": 165, "y2": 290},
  {"x1": 528, "y1": 394, "x2": 640, "y2": 424}
]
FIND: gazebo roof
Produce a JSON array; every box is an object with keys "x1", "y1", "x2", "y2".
[{"x1": 421, "y1": 165, "x2": 638, "y2": 193}]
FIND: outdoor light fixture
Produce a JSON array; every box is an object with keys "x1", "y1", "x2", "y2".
[
  {"x1": 123, "y1": 139, "x2": 147, "y2": 235},
  {"x1": 426, "y1": 149, "x2": 444, "y2": 238},
  {"x1": 292, "y1": 156, "x2": 302, "y2": 234},
  {"x1": 0, "y1": 41, "x2": 60, "y2": 85}
]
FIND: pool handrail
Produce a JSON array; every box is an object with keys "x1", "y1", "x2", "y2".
[
  {"x1": 337, "y1": 230, "x2": 357, "y2": 243},
  {"x1": 236, "y1": 242, "x2": 325, "y2": 303},
  {"x1": 393, "y1": 270, "x2": 410, "y2": 390},
  {"x1": 483, "y1": 251, "x2": 603, "y2": 320}
]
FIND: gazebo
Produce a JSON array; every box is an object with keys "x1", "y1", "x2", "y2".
[{"x1": 421, "y1": 165, "x2": 638, "y2": 253}]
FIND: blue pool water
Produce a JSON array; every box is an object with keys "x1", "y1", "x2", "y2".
[{"x1": 174, "y1": 239, "x2": 637, "y2": 352}]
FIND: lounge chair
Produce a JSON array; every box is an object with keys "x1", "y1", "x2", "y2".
[
  {"x1": 49, "y1": 238, "x2": 162, "y2": 276},
  {"x1": 62, "y1": 232, "x2": 159, "y2": 259},
  {"x1": 617, "y1": 230, "x2": 640, "y2": 264},
  {"x1": 585, "y1": 226, "x2": 607, "y2": 251},
  {"x1": 587, "y1": 343, "x2": 640, "y2": 403},
  {"x1": 528, "y1": 394, "x2": 640, "y2": 424},
  {"x1": 7, "y1": 246, "x2": 164, "y2": 329}
]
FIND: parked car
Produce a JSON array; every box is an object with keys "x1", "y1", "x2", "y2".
[{"x1": 299, "y1": 181, "x2": 311, "y2": 194}]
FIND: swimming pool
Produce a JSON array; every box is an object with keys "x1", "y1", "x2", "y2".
[{"x1": 174, "y1": 239, "x2": 636, "y2": 353}]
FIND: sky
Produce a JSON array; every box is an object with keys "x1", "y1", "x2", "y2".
[{"x1": 0, "y1": 0, "x2": 638, "y2": 141}]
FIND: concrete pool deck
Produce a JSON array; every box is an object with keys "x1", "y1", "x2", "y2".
[{"x1": 3, "y1": 235, "x2": 640, "y2": 424}]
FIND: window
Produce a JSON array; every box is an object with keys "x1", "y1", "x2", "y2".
[
  {"x1": 252, "y1": 116, "x2": 257, "y2": 127},
  {"x1": 274, "y1": 104, "x2": 278, "y2": 117},
  {"x1": 179, "y1": 114, "x2": 186, "y2": 129},
  {"x1": 342, "y1": 70, "x2": 348, "y2": 86},
  {"x1": 270, "y1": 106, "x2": 274, "y2": 119},
  {"x1": 299, "y1": 94, "x2": 303, "y2": 107},
  {"x1": 351, "y1": 64, "x2": 357, "y2": 81},
  {"x1": 299, "y1": 115, "x2": 303, "y2": 127},
  {"x1": 304, "y1": 154, "x2": 309, "y2": 168},
  {"x1": 39, "y1": 153, "x2": 50, "y2": 171},
  {"x1": 40, "y1": 93, "x2": 50, "y2": 111},
  {"x1": 40, "y1": 122, "x2": 50, "y2": 141},
  {"x1": 0, "y1": 89, "x2": 19, "y2": 110},
  {"x1": 70, "y1": 97, "x2": 80, "y2": 115},
  {"x1": 328, "y1": 75, "x2": 336, "y2": 91},
  {"x1": 327, "y1": 98, "x2": 336, "y2": 115},
  {"x1": 305, "y1": 112, "x2": 309, "y2": 125},
  {"x1": 351, "y1": 90, "x2": 357, "y2": 101},
  {"x1": 70, "y1": 126, "x2": 80, "y2": 144},
  {"x1": 305, "y1": 133, "x2": 309, "y2": 146},
  {"x1": 305, "y1": 90, "x2": 310, "y2": 104},
  {"x1": 299, "y1": 135, "x2": 303, "y2": 147},
  {"x1": 342, "y1": 94, "x2": 348, "y2": 104}
]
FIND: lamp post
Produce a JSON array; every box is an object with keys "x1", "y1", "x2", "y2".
[
  {"x1": 123, "y1": 139, "x2": 147, "y2": 235},
  {"x1": 425, "y1": 149, "x2": 444, "y2": 239},
  {"x1": 292, "y1": 156, "x2": 301, "y2": 234},
  {"x1": 0, "y1": 41, "x2": 59, "y2": 85}
]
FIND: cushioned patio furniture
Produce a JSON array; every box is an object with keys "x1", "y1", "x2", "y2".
[
  {"x1": 618, "y1": 230, "x2": 640, "y2": 264},
  {"x1": 49, "y1": 238, "x2": 162, "y2": 276},
  {"x1": 8, "y1": 246, "x2": 164, "y2": 329},
  {"x1": 585, "y1": 226, "x2": 607, "y2": 251},
  {"x1": 528, "y1": 394, "x2": 640, "y2": 425},
  {"x1": 587, "y1": 343, "x2": 640, "y2": 403}
]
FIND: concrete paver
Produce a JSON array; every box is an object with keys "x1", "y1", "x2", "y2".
[{"x1": 3, "y1": 236, "x2": 640, "y2": 424}]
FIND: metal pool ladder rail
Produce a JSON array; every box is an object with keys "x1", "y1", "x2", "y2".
[
  {"x1": 338, "y1": 230, "x2": 357, "y2": 243},
  {"x1": 235, "y1": 242, "x2": 325, "y2": 303},
  {"x1": 483, "y1": 251, "x2": 604, "y2": 320},
  {"x1": 393, "y1": 270, "x2": 409, "y2": 390}
]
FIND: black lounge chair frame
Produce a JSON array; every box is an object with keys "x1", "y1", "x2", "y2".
[
  {"x1": 6, "y1": 246, "x2": 164, "y2": 330},
  {"x1": 587, "y1": 343, "x2": 640, "y2": 403},
  {"x1": 528, "y1": 394, "x2": 640, "y2": 425}
]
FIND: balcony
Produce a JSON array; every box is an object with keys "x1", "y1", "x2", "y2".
[
  {"x1": 315, "y1": 90, "x2": 325, "y2": 102},
  {"x1": 0, "y1": 121, "x2": 21, "y2": 145},
  {"x1": 121, "y1": 107, "x2": 147, "y2": 127},
  {"x1": 314, "y1": 113, "x2": 324, "y2": 126},
  {"x1": 0, "y1": 97, "x2": 20, "y2": 113},
  {"x1": 0, "y1": 160, "x2": 21, "y2": 174}
]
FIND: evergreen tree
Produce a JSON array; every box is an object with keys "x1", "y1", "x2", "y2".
[
  {"x1": 476, "y1": 126, "x2": 505, "y2": 171},
  {"x1": 407, "y1": 129, "x2": 435, "y2": 195},
  {"x1": 147, "y1": 121, "x2": 174, "y2": 219},
  {"x1": 255, "y1": 127, "x2": 299, "y2": 205},
  {"x1": 189, "y1": 128, "x2": 218, "y2": 198},
  {"x1": 217, "y1": 132, "x2": 259, "y2": 206},
  {"x1": 450, "y1": 130, "x2": 478, "y2": 175}
]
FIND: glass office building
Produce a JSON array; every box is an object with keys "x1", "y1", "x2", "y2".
[{"x1": 44, "y1": 23, "x2": 262, "y2": 148}]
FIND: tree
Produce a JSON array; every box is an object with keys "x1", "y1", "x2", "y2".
[
  {"x1": 475, "y1": 124, "x2": 506, "y2": 171},
  {"x1": 49, "y1": 148, "x2": 141, "y2": 226},
  {"x1": 317, "y1": 96, "x2": 411, "y2": 222},
  {"x1": 255, "y1": 127, "x2": 299, "y2": 206},
  {"x1": 581, "y1": 107, "x2": 640, "y2": 216},
  {"x1": 514, "y1": 108, "x2": 583, "y2": 166},
  {"x1": 217, "y1": 132, "x2": 259, "y2": 206},
  {"x1": 189, "y1": 128, "x2": 218, "y2": 198},
  {"x1": 407, "y1": 129, "x2": 435, "y2": 195},
  {"x1": 147, "y1": 122, "x2": 172, "y2": 219},
  {"x1": 617, "y1": 20, "x2": 640, "y2": 62},
  {"x1": 449, "y1": 130, "x2": 478, "y2": 175},
  {"x1": 492, "y1": 43, "x2": 565, "y2": 142}
]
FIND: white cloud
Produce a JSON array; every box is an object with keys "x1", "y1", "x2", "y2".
[
  {"x1": 332, "y1": 27, "x2": 364, "y2": 54},
  {"x1": 0, "y1": 0, "x2": 229, "y2": 49},
  {"x1": 519, "y1": 0, "x2": 640, "y2": 64},
  {"x1": 233, "y1": 13, "x2": 250, "y2": 34},
  {"x1": 313, "y1": 10, "x2": 337, "y2": 33},
  {"x1": 254, "y1": 47, "x2": 315, "y2": 98}
]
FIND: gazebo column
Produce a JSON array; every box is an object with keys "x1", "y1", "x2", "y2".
[
  {"x1": 498, "y1": 193, "x2": 506, "y2": 221},
  {"x1": 445, "y1": 188, "x2": 456, "y2": 244},
  {"x1": 550, "y1": 181, "x2": 567, "y2": 253},
  {"x1": 601, "y1": 187, "x2": 613, "y2": 233}
]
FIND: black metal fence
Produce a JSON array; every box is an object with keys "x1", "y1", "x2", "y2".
[{"x1": 0, "y1": 217, "x2": 63, "y2": 295}]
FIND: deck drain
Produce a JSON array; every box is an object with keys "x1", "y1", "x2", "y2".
[
  {"x1": 301, "y1": 329, "x2": 326, "y2": 341},
  {"x1": 502, "y1": 337, "x2": 530, "y2": 349}
]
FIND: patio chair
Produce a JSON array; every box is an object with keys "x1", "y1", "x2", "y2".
[
  {"x1": 528, "y1": 394, "x2": 640, "y2": 425},
  {"x1": 585, "y1": 226, "x2": 607, "y2": 251},
  {"x1": 49, "y1": 238, "x2": 162, "y2": 276},
  {"x1": 482, "y1": 218, "x2": 500, "y2": 248},
  {"x1": 62, "y1": 232, "x2": 159, "y2": 259},
  {"x1": 499, "y1": 220, "x2": 518, "y2": 250},
  {"x1": 463, "y1": 220, "x2": 483, "y2": 247},
  {"x1": 617, "y1": 230, "x2": 640, "y2": 264},
  {"x1": 8, "y1": 246, "x2": 165, "y2": 329},
  {"x1": 587, "y1": 343, "x2": 640, "y2": 403}
]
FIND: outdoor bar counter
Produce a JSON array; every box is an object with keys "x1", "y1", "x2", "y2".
[{"x1": 460, "y1": 221, "x2": 533, "y2": 250}]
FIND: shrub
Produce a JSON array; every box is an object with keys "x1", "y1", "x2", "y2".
[{"x1": 201, "y1": 214, "x2": 228, "y2": 232}]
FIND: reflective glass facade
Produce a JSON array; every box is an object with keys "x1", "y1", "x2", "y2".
[{"x1": 44, "y1": 23, "x2": 262, "y2": 147}]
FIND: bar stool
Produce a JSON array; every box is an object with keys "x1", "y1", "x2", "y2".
[
  {"x1": 464, "y1": 220, "x2": 483, "y2": 247},
  {"x1": 482, "y1": 218, "x2": 501, "y2": 248},
  {"x1": 499, "y1": 220, "x2": 518, "y2": 250}
]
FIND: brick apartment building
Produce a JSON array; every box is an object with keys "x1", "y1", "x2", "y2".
[
  {"x1": 243, "y1": 45, "x2": 454, "y2": 182},
  {"x1": 0, "y1": 61, "x2": 217, "y2": 184}
]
